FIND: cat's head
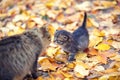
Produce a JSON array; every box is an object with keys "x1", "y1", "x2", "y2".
[
  {"x1": 54, "y1": 30, "x2": 72, "y2": 46},
  {"x1": 37, "y1": 26, "x2": 51, "y2": 48},
  {"x1": 25, "y1": 25, "x2": 51, "y2": 49}
]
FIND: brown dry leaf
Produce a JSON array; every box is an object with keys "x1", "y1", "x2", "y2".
[
  {"x1": 38, "y1": 57, "x2": 58, "y2": 71},
  {"x1": 26, "y1": 20, "x2": 36, "y2": 29},
  {"x1": 56, "y1": 13, "x2": 65, "y2": 23},
  {"x1": 88, "y1": 48, "x2": 98, "y2": 56},
  {"x1": 97, "y1": 54, "x2": 107, "y2": 64},
  {"x1": 95, "y1": 43, "x2": 110, "y2": 51},
  {"x1": 52, "y1": 70, "x2": 65, "y2": 80}
]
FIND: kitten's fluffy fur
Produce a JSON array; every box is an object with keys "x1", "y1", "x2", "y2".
[
  {"x1": 54, "y1": 12, "x2": 89, "y2": 61},
  {"x1": 0, "y1": 26, "x2": 51, "y2": 80}
]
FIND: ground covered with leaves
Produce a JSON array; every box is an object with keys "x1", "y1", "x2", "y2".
[{"x1": 0, "y1": 0, "x2": 120, "y2": 80}]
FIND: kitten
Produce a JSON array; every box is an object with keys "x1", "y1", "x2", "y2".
[
  {"x1": 54, "y1": 12, "x2": 89, "y2": 61},
  {"x1": 0, "y1": 25, "x2": 51, "y2": 80}
]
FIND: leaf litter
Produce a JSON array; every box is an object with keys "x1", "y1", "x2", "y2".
[{"x1": 0, "y1": 0, "x2": 120, "y2": 80}]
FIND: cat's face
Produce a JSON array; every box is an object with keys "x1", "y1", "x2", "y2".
[{"x1": 54, "y1": 30, "x2": 72, "y2": 45}]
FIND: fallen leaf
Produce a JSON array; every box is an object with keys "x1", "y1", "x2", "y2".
[
  {"x1": 95, "y1": 43, "x2": 110, "y2": 51},
  {"x1": 88, "y1": 48, "x2": 98, "y2": 56},
  {"x1": 94, "y1": 66, "x2": 105, "y2": 72},
  {"x1": 93, "y1": 28, "x2": 105, "y2": 37},
  {"x1": 97, "y1": 54, "x2": 107, "y2": 64},
  {"x1": 101, "y1": 1, "x2": 117, "y2": 8},
  {"x1": 59, "y1": 71, "x2": 73, "y2": 78},
  {"x1": 38, "y1": 58, "x2": 58, "y2": 71},
  {"x1": 74, "y1": 65, "x2": 89, "y2": 78},
  {"x1": 89, "y1": 35, "x2": 103, "y2": 47}
]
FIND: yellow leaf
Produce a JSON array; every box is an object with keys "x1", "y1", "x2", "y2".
[
  {"x1": 99, "y1": 72, "x2": 120, "y2": 80},
  {"x1": 99, "y1": 75, "x2": 109, "y2": 80},
  {"x1": 93, "y1": 28, "x2": 105, "y2": 37},
  {"x1": 45, "y1": 0, "x2": 55, "y2": 8},
  {"x1": 56, "y1": 13, "x2": 65, "y2": 23},
  {"x1": 27, "y1": 20, "x2": 36, "y2": 29},
  {"x1": 101, "y1": 1, "x2": 117, "y2": 8},
  {"x1": 60, "y1": 71, "x2": 72, "y2": 78},
  {"x1": 37, "y1": 76, "x2": 43, "y2": 80},
  {"x1": 89, "y1": 36, "x2": 103, "y2": 47},
  {"x1": 87, "y1": 18, "x2": 99, "y2": 27},
  {"x1": 75, "y1": 52, "x2": 87, "y2": 61},
  {"x1": 95, "y1": 43, "x2": 110, "y2": 51},
  {"x1": 104, "y1": 68, "x2": 118, "y2": 74},
  {"x1": 47, "y1": 24, "x2": 56, "y2": 37},
  {"x1": 38, "y1": 58, "x2": 58, "y2": 71},
  {"x1": 67, "y1": 63, "x2": 75, "y2": 69},
  {"x1": 46, "y1": 47, "x2": 59, "y2": 58},
  {"x1": 64, "y1": 78, "x2": 71, "y2": 80},
  {"x1": 7, "y1": 27, "x2": 25, "y2": 36}
]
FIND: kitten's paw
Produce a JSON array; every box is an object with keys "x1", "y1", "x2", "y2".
[{"x1": 68, "y1": 56, "x2": 75, "y2": 62}]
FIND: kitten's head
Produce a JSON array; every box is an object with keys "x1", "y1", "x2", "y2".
[{"x1": 54, "y1": 30, "x2": 72, "y2": 46}]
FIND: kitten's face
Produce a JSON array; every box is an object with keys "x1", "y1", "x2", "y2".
[{"x1": 54, "y1": 30, "x2": 72, "y2": 45}]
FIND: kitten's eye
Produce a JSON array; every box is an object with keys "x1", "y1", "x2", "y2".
[{"x1": 63, "y1": 36, "x2": 68, "y2": 40}]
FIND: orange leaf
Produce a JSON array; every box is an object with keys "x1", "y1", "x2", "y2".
[
  {"x1": 89, "y1": 48, "x2": 98, "y2": 55},
  {"x1": 56, "y1": 13, "x2": 65, "y2": 23},
  {"x1": 97, "y1": 54, "x2": 107, "y2": 64}
]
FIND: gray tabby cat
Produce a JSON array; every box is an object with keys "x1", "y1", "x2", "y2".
[
  {"x1": 0, "y1": 25, "x2": 51, "y2": 80},
  {"x1": 54, "y1": 12, "x2": 89, "y2": 61}
]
